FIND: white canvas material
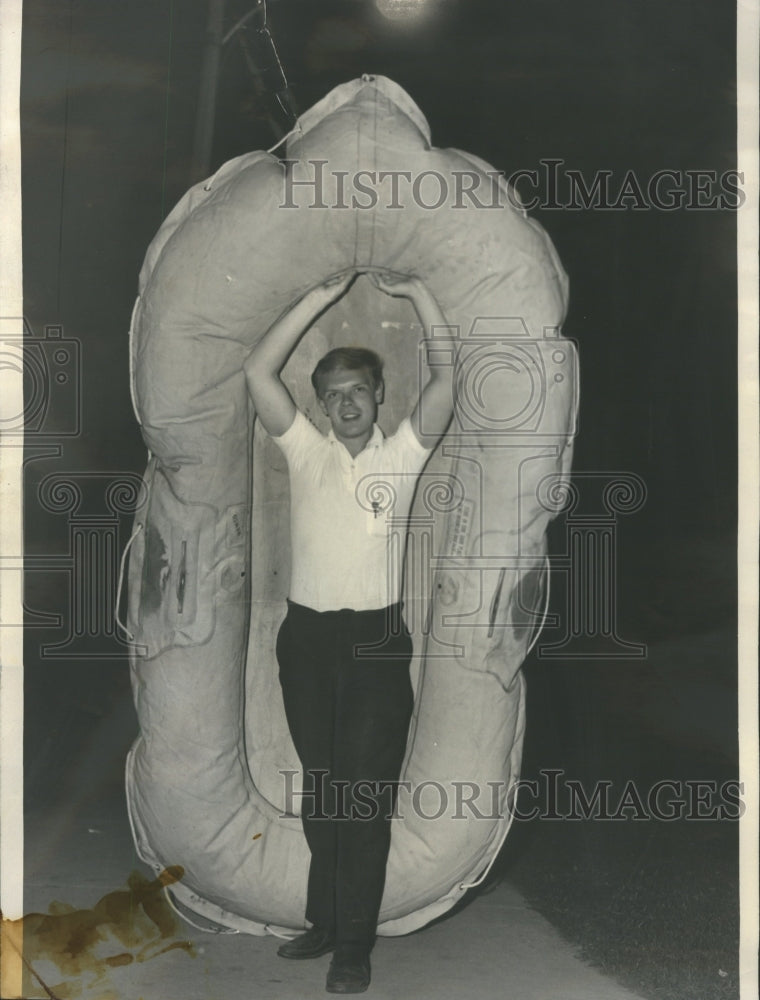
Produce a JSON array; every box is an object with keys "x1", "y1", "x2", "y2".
[{"x1": 124, "y1": 75, "x2": 578, "y2": 937}]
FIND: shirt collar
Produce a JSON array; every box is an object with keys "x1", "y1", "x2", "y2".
[{"x1": 327, "y1": 423, "x2": 384, "y2": 456}]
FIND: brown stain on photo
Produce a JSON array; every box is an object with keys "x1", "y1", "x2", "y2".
[{"x1": 1, "y1": 866, "x2": 195, "y2": 999}]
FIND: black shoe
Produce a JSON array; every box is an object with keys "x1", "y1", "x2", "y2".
[
  {"x1": 325, "y1": 950, "x2": 371, "y2": 994},
  {"x1": 277, "y1": 926, "x2": 335, "y2": 959}
]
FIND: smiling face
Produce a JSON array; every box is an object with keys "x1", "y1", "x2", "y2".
[{"x1": 316, "y1": 366, "x2": 384, "y2": 455}]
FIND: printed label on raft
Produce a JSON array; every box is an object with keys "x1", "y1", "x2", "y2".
[
  {"x1": 449, "y1": 499, "x2": 475, "y2": 556},
  {"x1": 226, "y1": 505, "x2": 248, "y2": 548}
]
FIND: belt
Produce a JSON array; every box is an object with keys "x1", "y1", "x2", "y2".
[{"x1": 286, "y1": 599, "x2": 403, "y2": 619}]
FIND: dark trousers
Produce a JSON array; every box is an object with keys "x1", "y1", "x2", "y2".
[{"x1": 276, "y1": 599, "x2": 414, "y2": 950}]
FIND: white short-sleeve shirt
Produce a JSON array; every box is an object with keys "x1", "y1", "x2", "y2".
[{"x1": 272, "y1": 410, "x2": 432, "y2": 611}]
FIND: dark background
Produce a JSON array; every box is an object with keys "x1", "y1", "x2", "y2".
[{"x1": 20, "y1": 2, "x2": 739, "y2": 998}]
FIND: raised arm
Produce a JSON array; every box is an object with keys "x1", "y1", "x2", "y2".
[
  {"x1": 368, "y1": 271, "x2": 456, "y2": 448},
  {"x1": 243, "y1": 271, "x2": 356, "y2": 436}
]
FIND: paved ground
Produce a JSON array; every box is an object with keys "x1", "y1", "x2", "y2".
[
  {"x1": 14, "y1": 693, "x2": 645, "y2": 1000},
  {"x1": 21, "y1": 813, "x2": 645, "y2": 1000}
]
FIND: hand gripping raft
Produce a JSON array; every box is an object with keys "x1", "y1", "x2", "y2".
[{"x1": 124, "y1": 76, "x2": 578, "y2": 936}]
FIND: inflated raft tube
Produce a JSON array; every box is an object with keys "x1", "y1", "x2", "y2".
[{"x1": 124, "y1": 75, "x2": 578, "y2": 937}]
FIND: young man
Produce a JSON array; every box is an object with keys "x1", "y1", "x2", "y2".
[{"x1": 244, "y1": 269, "x2": 455, "y2": 994}]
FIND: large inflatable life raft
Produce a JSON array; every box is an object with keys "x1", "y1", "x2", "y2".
[{"x1": 123, "y1": 76, "x2": 578, "y2": 936}]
